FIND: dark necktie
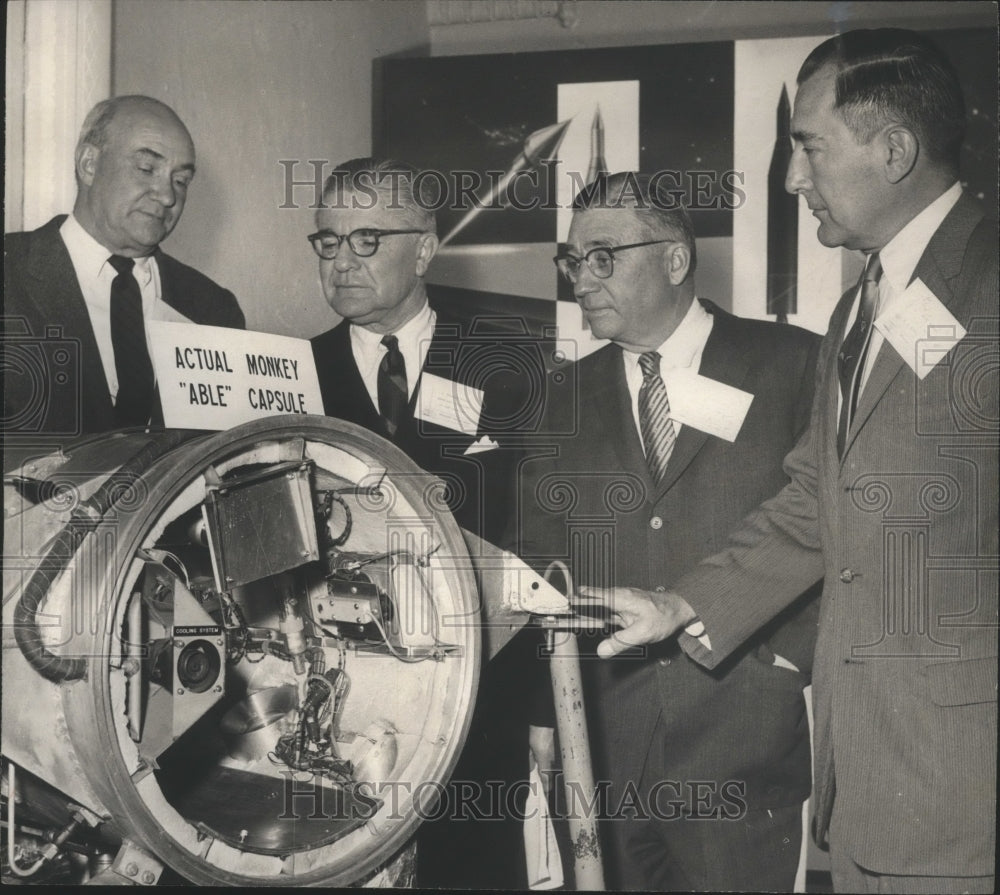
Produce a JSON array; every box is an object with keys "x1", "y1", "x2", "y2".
[
  {"x1": 377, "y1": 334, "x2": 408, "y2": 436},
  {"x1": 637, "y1": 351, "x2": 676, "y2": 484},
  {"x1": 837, "y1": 252, "x2": 882, "y2": 457},
  {"x1": 108, "y1": 255, "x2": 155, "y2": 426}
]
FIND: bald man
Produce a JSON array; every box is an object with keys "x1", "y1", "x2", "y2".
[{"x1": 4, "y1": 95, "x2": 243, "y2": 461}]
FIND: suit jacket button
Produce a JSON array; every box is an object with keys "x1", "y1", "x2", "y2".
[
  {"x1": 649, "y1": 516, "x2": 663, "y2": 530},
  {"x1": 839, "y1": 568, "x2": 855, "y2": 583}
]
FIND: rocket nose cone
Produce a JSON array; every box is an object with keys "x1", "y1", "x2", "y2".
[{"x1": 523, "y1": 118, "x2": 574, "y2": 161}]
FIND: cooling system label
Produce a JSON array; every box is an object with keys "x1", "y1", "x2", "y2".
[{"x1": 174, "y1": 626, "x2": 223, "y2": 636}]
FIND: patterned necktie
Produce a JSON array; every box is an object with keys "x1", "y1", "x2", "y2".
[
  {"x1": 108, "y1": 255, "x2": 155, "y2": 426},
  {"x1": 637, "y1": 351, "x2": 676, "y2": 484},
  {"x1": 377, "y1": 334, "x2": 408, "y2": 436},
  {"x1": 837, "y1": 252, "x2": 882, "y2": 457}
]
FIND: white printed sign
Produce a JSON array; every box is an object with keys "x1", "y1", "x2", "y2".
[
  {"x1": 874, "y1": 278, "x2": 967, "y2": 379},
  {"x1": 415, "y1": 372, "x2": 484, "y2": 436},
  {"x1": 149, "y1": 322, "x2": 323, "y2": 429},
  {"x1": 664, "y1": 368, "x2": 754, "y2": 442}
]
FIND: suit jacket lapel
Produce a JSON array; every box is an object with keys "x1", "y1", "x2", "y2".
[
  {"x1": 592, "y1": 346, "x2": 649, "y2": 479},
  {"x1": 654, "y1": 304, "x2": 750, "y2": 499},
  {"x1": 318, "y1": 322, "x2": 384, "y2": 432},
  {"x1": 844, "y1": 193, "x2": 982, "y2": 456},
  {"x1": 409, "y1": 311, "x2": 484, "y2": 449},
  {"x1": 156, "y1": 250, "x2": 219, "y2": 322},
  {"x1": 398, "y1": 314, "x2": 450, "y2": 445},
  {"x1": 27, "y1": 217, "x2": 116, "y2": 427},
  {"x1": 824, "y1": 290, "x2": 854, "y2": 465}
]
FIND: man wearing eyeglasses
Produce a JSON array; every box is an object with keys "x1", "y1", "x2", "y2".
[
  {"x1": 309, "y1": 156, "x2": 545, "y2": 889},
  {"x1": 517, "y1": 171, "x2": 822, "y2": 891},
  {"x1": 308, "y1": 156, "x2": 536, "y2": 544}
]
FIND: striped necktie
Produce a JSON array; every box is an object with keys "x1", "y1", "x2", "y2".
[
  {"x1": 638, "y1": 351, "x2": 676, "y2": 483},
  {"x1": 837, "y1": 252, "x2": 882, "y2": 457},
  {"x1": 108, "y1": 254, "x2": 155, "y2": 426},
  {"x1": 378, "y1": 334, "x2": 408, "y2": 436}
]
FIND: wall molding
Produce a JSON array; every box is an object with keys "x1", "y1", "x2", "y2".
[{"x1": 428, "y1": 0, "x2": 577, "y2": 29}]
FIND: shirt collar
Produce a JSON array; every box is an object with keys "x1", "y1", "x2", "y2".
[
  {"x1": 61, "y1": 213, "x2": 155, "y2": 287},
  {"x1": 350, "y1": 299, "x2": 434, "y2": 349},
  {"x1": 61, "y1": 214, "x2": 114, "y2": 281},
  {"x1": 878, "y1": 182, "x2": 962, "y2": 298},
  {"x1": 623, "y1": 297, "x2": 712, "y2": 371}
]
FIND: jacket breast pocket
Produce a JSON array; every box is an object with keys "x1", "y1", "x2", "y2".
[{"x1": 921, "y1": 656, "x2": 998, "y2": 706}]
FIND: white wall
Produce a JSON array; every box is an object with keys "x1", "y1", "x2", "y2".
[{"x1": 113, "y1": 0, "x2": 429, "y2": 339}]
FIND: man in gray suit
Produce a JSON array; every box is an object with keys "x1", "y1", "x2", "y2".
[
  {"x1": 587, "y1": 29, "x2": 997, "y2": 894},
  {"x1": 4, "y1": 95, "x2": 243, "y2": 462}
]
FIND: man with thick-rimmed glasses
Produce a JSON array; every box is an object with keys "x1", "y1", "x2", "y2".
[
  {"x1": 517, "y1": 171, "x2": 822, "y2": 890},
  {"x1": 309, "y1": 156, "x2": 546, "y2": 890}
]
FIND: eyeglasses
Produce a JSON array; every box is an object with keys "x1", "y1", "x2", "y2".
[
  {"x1": 554, "y1": 239, "x2": 678, "y2": 282},
  {"x1": 307, "y1": 228, "x2": 425, "y2": 259}
]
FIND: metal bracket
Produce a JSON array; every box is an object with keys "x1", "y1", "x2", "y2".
[{"x1": 110, "y1": 839, "x2": 164, "y2": 886}]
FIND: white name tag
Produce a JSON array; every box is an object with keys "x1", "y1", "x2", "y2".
[
  {"x1": 874, "y1": 278, "x2": 967, "y2": 379},
  {"x1": 149, "y1": 322, "x2": 323, "y2": 429},
  {"x1": 663, "y1": 368, "x2": 753, "y2": 442},
  {"x1": 415, "y1": 372, "x2": 484, "y2": 435}
]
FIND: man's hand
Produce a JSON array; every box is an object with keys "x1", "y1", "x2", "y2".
[{"x1": 576, "y1": 586, "x2": 699, "y2": 658}]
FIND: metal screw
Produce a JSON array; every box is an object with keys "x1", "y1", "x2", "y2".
[
  {"x1": 174, "y1": 640, "x2": 185, "y2": 649},
  {"x1": 216, "y1": 639, "x2": 223, "y2": 646},
  {"x1": 176, "y1": 688, "x2": 185, "y2": 696},
  {"x1": 141, "y1": 871, "x2": 155, "y2": 884},
  {"x1": 124, "y1": 862, "x2": 138, "y2": 877},
  {"x1": 213, "y1": 686, "x2": 223, "y2": 694}
]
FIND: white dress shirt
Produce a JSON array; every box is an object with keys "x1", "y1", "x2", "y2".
[
  {"x1": 349, "y1": 300, "x2": 436, "y2": 411},
  {"x1": 60, "y1": 214, "x2": 191, "y2": 402},
  {"x1": 621, "y1": 297, "x2": 714, "y2": 446},
  {"x1": 846, "y1": 181, "x2": 962, "y2": 401}
]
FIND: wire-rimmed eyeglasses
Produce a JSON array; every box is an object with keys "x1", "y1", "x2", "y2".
[
  {"x1": 554, "y1": 239, "x2": 678, "y2": 282},
  {"x1": 307, "y1": 228, "x2": 426, "y2": 260}
]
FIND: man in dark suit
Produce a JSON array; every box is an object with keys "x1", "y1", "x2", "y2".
[
  {"x1": 4, "y1": 95, "x2": 244, "y2": 463},
  {"x1": 518, "y1": 171, "x2": 821, "y2": 891},
  {"x1": 591, "y1": 30, "x2": 997, "y2": 894},
  {"x1": 309, "y1": 157, "x2": 544, "y2": 889}
]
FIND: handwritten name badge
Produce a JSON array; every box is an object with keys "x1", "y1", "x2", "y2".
[
  {"x1": 874, "y1": 278, "x2": 967, "y2": 379},
  {"x1": 148, "y1": 322, "x2": 323, "y2": 429},
  {"x1": 415, "y1": 373, "x2": 484, "y2": 436},
  {"x1": 663, "y1": 368, "x2": 754, "y2": 442}
]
